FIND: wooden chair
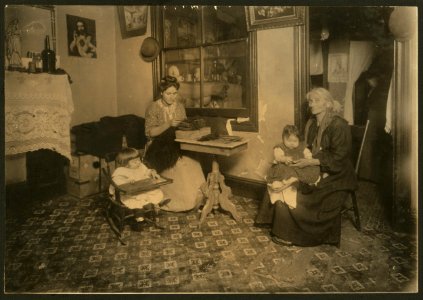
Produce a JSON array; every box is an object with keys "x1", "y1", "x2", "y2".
[
  {"x1": 342, "y1": 119, "x2": 370, "y2": 231},
  {"x1": 101, "y1": 152, "x2": 172, "y2": 245}
]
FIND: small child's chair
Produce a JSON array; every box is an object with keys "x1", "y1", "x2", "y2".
[{"x1": 102, "y1": 152, "x2": 172, "y2": 245}]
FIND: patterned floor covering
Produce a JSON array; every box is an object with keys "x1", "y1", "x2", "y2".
[{"x1": 4, "y1": 181, "x2": 418, "y2": 293}]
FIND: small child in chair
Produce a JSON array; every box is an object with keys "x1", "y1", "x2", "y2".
[
  {"x1": 267, "y1": 125, "x2": 323, "y2": 208},
  {"x1": 109, "y1": 147, "x2": 170, "y2": 228}
]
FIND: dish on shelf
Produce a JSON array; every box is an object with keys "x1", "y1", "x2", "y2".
[{"x1": 168, "y1": 65, "x2": 180, "y2": 78}]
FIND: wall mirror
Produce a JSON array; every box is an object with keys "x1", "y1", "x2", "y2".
[{"x1": 5, "y1": 5, "x2": 56, "y2": 65}]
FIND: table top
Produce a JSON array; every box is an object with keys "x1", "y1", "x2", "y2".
[{"x1": 175, "y1": 137, "x2": 248, "y2": 157}]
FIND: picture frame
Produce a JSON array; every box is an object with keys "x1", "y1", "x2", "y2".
[
  {"x1": 5, "y1": 5, "x2": 56, "y2": 55},
  {"x1": 66, "y1": 14, "x2": 97, "y2": 58},
  {"x1": 245, "y1": 6, "x2": 305, "y2": 31},
  {"x1": 117, "y1": 6, "x2": 148, "y2": 39}
]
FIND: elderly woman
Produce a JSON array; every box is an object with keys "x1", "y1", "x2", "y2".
[
  {"x1": 144, "y1": 76, "x2": 205, "y2": 212},
  {"x1": 255, "y1": 87, "x2": 358, "y2": 246}
]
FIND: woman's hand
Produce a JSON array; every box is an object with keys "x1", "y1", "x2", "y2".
[
  {"x1": 267, "y1": 181, "x2": 289, "y2": 193},
  {"x1": 149, "y1": 169, "x2": 160, "y2": 179},
  {"x1": 291, "y1": 158, "x2": 320, "y2": 168},
  {"x1": 284, "y1": 156, "x2": 294, "y2": 165},
  {"x1": 170, "y1": 118, "x2": 184, "y2": 127}
]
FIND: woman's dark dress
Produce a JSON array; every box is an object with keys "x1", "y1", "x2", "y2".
[{"x1": 255, "y1": 115, "x2": 358, "y2": 246}]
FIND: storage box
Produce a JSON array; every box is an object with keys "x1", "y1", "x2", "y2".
[
  {"x1": 65, "y1": 155, "x2": 115, "y2": 199},
  {"x1": 100, "y1": 158, "x2": 116, "y2": 192},
  {"x1": 66, "y1": 177, "x2": 100, "y2": 199},
  {"x1": 69, "y1": 154, "x2": 99, "y2": 182}
]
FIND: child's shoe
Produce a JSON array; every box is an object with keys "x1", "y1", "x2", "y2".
[
  {"x1": 131, "y1": 220, "x2": 145, "y2": 232},
  {"x1": 142, "y1": 203, "x2": 155, "y2": 212}
]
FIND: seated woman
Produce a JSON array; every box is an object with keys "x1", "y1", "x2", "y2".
[
  {"x1": 143, "y1": 76, "x2": 205, "y2": 212},
  {"x1": 255, "y1": 87, "x2": 358, "y2": 247}
]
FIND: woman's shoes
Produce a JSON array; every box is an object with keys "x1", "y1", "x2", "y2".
[
  {"x1": 159, "y1": 198, "x2": 171, "y2": 207},
  {"x1": 271, "y1": 235, "x2": 293, "y2": 246},
  {"x1": 253, "y1": 222, "x2": 271, "y2": 228}
]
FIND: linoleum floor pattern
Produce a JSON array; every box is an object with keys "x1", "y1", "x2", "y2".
[{"x1": 4, "y1": 181, "x2": 417, "y2": 293}]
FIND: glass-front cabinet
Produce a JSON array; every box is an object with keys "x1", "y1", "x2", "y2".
[{"x1": 153, "y1": 5, "x2": 257, "y2": 131}]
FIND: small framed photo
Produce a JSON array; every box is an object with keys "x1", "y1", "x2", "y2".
[
  {"x1": 117, "y1": 6, "x2": 148, "y2": 39},
  {"x1": 245, "y1": 6, "x2": 305, "y2": 31}
]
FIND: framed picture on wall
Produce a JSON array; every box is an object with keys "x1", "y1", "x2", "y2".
[
  {"x1": 328, "y1": 53, "x2": 349, "y2": 82},
  {"x1": 245, "y1": 6, "x2": 305, "y2": 31},
  {"x1": 117, "y1": 6, "x2": 148, "y2": 39},
  {"x1": 66, "y1": 14, "x2": 97, "y2": 58}
]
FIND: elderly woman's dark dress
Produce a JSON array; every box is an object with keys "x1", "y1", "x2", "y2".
[{"x1": 255, "y1": 112, "x2": 358, "y2": 246}]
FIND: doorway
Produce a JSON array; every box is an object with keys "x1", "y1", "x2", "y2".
[{"x1": 307, "y1": 6, "x2": 395, "y2": 222}]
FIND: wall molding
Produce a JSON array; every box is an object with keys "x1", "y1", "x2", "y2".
[{"x1": 223, "y1": 173, "x2": 266, "y2": 201}]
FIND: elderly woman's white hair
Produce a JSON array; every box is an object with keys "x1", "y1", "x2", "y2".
[{"x1": 306, "y1": 87, "x2": 343, "y2": 113}]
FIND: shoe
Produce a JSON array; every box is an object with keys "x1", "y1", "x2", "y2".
[
  {"x1": 158, "y1": 198, "x2": 171, "y2": 207},
  {"x1": 196, "y1": 204, "x2": 204, "y2": 213},
  {"x1": 271, "y1": 236, "x2": 293, "y2": 246},
  {"x1": 253, "y1": 222, "x2": 271, "y2": 228},
  {"x1": 142, "y1": 203, "x2": 155, "y2": 212},
  {"x1": 131, "y1": 221, "x2": 145, "y2": 232}
]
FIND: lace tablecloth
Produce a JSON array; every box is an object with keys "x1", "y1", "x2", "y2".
[{"x1": 5, "y1": 71, "x2": 74, "y2": 160}]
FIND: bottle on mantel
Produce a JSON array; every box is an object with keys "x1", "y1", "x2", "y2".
[{"x1": 41, "y1": 35, "x2": 56, "y2": 73}]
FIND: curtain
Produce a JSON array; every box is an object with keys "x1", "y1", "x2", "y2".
[
  {"x1": 384, "y1": 75, "x2": 393, "y2": 134},
  {"x1": 310, "y1": 40, "x2": 323, "y2": 75},
  {"x1": 343, "y1": 41, "x2": 375, "y2": 125}
]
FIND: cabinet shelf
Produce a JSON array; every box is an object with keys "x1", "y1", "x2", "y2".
[{"x1": 167, "y1": 56, "x2": 243, "y2": 65}]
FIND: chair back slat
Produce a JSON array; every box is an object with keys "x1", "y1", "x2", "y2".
[{"x1": 354, "y1": 119, "x2": 370, "y2": 174}]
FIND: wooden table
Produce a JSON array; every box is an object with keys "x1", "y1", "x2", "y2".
[{"x1": 175, "y1": 137, "x2": 248, "y2": 226}]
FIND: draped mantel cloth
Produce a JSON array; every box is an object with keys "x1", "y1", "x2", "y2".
[
  {"x1": 343, "y1": 41, "x2": 375, "y2": 125},
  {"x1": 5, "y1": 71, "x2": 74, "y2": 160}
]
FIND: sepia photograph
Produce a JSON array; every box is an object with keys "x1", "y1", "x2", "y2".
[{"x1": 3, "y1": 3, "x2": 419, "y2": 296}]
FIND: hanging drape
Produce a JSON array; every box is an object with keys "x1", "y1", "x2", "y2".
[
  {"x1": 310, "y1": 40, "x2": 324, "y2": 75},
  {"x1": 384, "y1": 75, "x2": 394, "y2": 134},
  {"x1": 343, "y1": 41, "x2": 375, "y2": 125}
]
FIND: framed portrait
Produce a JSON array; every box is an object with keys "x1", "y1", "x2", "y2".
[
  {"x1": 117, "y1": 6, "x2": 148, "y2": 39},
  {"x1": 245, "y1": 6, "x2": 305, "y2": 31},
  {"x1": 66, "y1": 14, "x2": 97, "y2": 58},
  {"x1": 328, "y1": 53, "x2": 349, "y2": 83}
]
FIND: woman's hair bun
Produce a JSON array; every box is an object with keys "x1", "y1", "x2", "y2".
[
  {"x1": 159, "y1": 75, "x2": 180, "y2": 92},
  {"x1": 162, "y1": 76, "x2": 177, "y2": 83}
]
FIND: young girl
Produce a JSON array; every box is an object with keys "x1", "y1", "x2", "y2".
[
  {"x1": 109, "y1": 147, "x2": 170, "y2": 227},
  {"x1": 267, "y1": 125, "x2": 322, "y2": 208}
]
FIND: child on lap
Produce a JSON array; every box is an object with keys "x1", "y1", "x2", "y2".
[{"x1": 267, "y1": 125, "x2": 322, "y2": 208}]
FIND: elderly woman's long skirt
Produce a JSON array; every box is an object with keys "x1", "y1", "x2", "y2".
[{"x1": 256, "y1": 188, "x2": 348, "y2": 246}]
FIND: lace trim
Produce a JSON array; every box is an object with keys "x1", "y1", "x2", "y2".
[{"x1": 6, "y1": 142, "x2": 72, "y2": 161}]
